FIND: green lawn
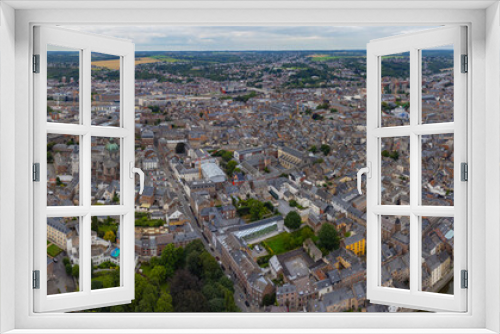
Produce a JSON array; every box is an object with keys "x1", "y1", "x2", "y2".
[
  {"x1": 149, "y1": 55, "x2": 183, "y2": 63},
  {"x1": 47, "y1": 244, "x2": 62, "y2": 257},
  {"x1": 98, "y1": 224, "x2": 117, "y2": 234},
  {"x1": 92, "y1": 271, "x2": 119, "y2": 289},
  {"x1": 264, "y1": 233, "x2": 289, "y2": 254},
  {"x1": 262, "y1": 226, "x2": 316, "y2": 256},
  {"x1": 310, "y1": 55, "x2": 364, "y2": 62}
]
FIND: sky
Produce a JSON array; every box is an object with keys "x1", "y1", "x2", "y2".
[{"x1": 68, "y1": 26, "x2": 439, "y2": 51}]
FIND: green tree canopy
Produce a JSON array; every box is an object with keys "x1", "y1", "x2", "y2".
[
  {"x1": 284, "y1": 211, "x2": 302, "y2": 230},
  {"x1": 155, "y1": 292, "x2": 174, "y2": 312},
  {"x1": 318, "y1": 223, "x2": 340, "y2": 251},
  {"x1": 262, "y1": 292, "x2": 276, "y2": 307},
  {"x1": 103, "y1": 230, "x2": 116, "y2": 243},
  {"x1": 320, "y1": 144, "x2": 331, "y2": 156},
  {"x1": 72, "y1": 264, "x2": 79, "y2": 278}
]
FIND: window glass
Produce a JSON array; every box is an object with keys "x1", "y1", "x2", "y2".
[
  {"x1": 47, "y1": 134, "x2": 80, "y2": 206},
  {"x1": 91, "y1": 52, "x2": 121, "y2": 127},
  {"x1": 381, "y1": 52, "x2": 410, "y2": 127},
  {"x1": 47, "y1": 217, "x2": 81, "y2": 295},
  {"x1": 91, "y1": 216, "x2": 121, "y2": 290},
  {"x1": 47, "y1": 45, "x2": 80, "y2": 124},
  {"x1": 421, "y1": 45, "x2": 454, "y2": 124}
]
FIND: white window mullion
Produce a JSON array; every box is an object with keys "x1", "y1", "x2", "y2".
[
  {"x1": 409, "y1": 47, "x2": 420, "y2": 295},
  {"x1": 365, "y1": 45, "x2": 380, "y2": 299}
]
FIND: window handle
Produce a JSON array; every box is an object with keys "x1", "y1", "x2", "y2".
[
  {"x1": 357, "y1": 162, "x2": 371, "y2": 195},
  {"x1": 130, "y1": 162, "x2": 145, "y2": 195}
]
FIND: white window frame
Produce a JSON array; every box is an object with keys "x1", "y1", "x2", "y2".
[
  {"x1": 1, "y1": 2, "x2": 499, "y2": 333},
  {"x1": 365, "y1": 26, "x2": 467, "y2": 312},
  {"x1": 32, "y1": 26, "x2": 136, "y2": 312}
]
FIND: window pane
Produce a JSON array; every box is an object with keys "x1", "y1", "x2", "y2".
[
  {"x1": 47, "y1": 217, "x2": 80, "y2": 295},
  {"x1": 381, "y1": 137, "x2": 410, "y2": 205},
  {"x1": 381, "y1": 215, "x2": 410, "y2": 290},
  {"x1": 421, "y1": 46, "x2": 454, "y2": 124},
  {"x1": 91, "y1": 216, "x2": 121, "y2": 290},
  {"x1": 381, "y1": 52, "x2": 410, "y2": 127},
  {"x1": 421, "y1": 217, "x2": 454, "y2": 294},
  {"x1": 47, "y1": 134, "x2": 80, "y2": 206},
  {"x1": 421, "y1": 134, "x2": 454, "y2": 206},
  {"x1": 91, "y1": 52, "x2": 121, "y2": 127},
  {"x1": 47, "y1": 45, "x2": 80, "y2": 124},
  {"x1": 91, "y1": 137, "x2": 121, "y2": 205}
]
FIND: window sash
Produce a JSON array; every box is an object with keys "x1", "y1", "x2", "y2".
[
  {"x1": 32, "y1": 26, "x2": 136, "y2": 313},
  {"x1": 366, "y1": 26, "x2": 468, "y2": 312}
]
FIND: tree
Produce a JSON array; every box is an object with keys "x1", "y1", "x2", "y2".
[
  {"x1": 186, "y1": 251, "x2": 203, "y2": 278},
  {"x1": 284, "y1": 211, "x2": 302, "y2": 230},
  {"x1": 224, "y1": 289, "x2": 239, "y2": 312},
  {"x1": 318, "y1": 223, "x2": 340, "y2": 251},
  {"x1": 218, "y1": 275, "x2": 235, "y2": 293},
  {"x1": 174, "y1": 290, "x2": 209, "y2": 312},
  {"x1": 150, "y1": 265, "x2": 167, "y2": 286},
  {"x1": 226, "y1": 160, "x2": 238, "y2": 176},
  {"x1": 249, "y1": 200, "x2": 265, "y2": 221},
  {"x1": 112, "y1": 193, "x2": 119, "y2": 203},
  {"x1": 65, "y1": 263, "x2": 72, "y2": 275},
  {"x1": 208, "y1": 298, "x2": 226, "y2": 312},
  {"x1": 72, "y1": 264, "x2": 79, "y2": 278},
  {"x1": 221, "y1": 151, "x2": 233, "y2": 162},
  {"x1": 184, "y1": 239, "x2": 204, "y2": 256},
  {"x1": 200, "y1": 251, "x2": 223, "y2": 281},
  {"x1": 147, "y1": 105, "x2": 160, "y2": 113},
  {"x1": 309, "y1": 145, "x2": 318, "y2": 153},
  {"x1": 289, "y1": 199, "x2": 298, "y2": 207},
  {"x1": 175, "y1": 142, "x2": 186, "y2": 154},
  {"x1": 91, "y1": 280, "x2": 103, "y2": 290},
  {"x1": 155, "y1": 292, "x2": 174, "y2": 312},
  {"x1": 103, "y1": 230, "x2": 116, "y2": 243},
  {"x1": 136, "y1": 285, "x2": 157, "y2": 312},
  {"x1": 202, "y1": 282, "x2": 224, "y2": 301},
  {"x1": 160, "y1": 243, "x2": 184, "y2": 278},
  {"x1": 300, "y1": 227, "x2": 315, "y2": 241},
  {"x1": 389, "y1": 150, "x2": 400, "y2": 161},
  {"x1": 320, "y1": 144, "x2": 331, "y2": 156},
  {"x1": 262, "y1": 292, "x2": 276, "y2": 307},
  {"x1": 264, "y1": 201, "x2": 274, "y2": 212}
]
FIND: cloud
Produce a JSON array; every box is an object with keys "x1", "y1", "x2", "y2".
[{"x1": 66, "y1": 25, "x2": 438, "y2": 51}]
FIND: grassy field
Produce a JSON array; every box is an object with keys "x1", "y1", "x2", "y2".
[
  {"x1": 91, "y1": 57, "x2": 162, "y2": 70},
  {"x1": 92, "y1": 272, "x2": 118, "y2": 289},
  {"x1": 262, "y1": 226, "x2": 316, "y2": 256},
  {"x1": 264, "y1": 234, "x2": 289, "y2": 254},
  {"x1": 149, "y1": 55, "x2": 183, "y2": 63},
  {"x1": 47, "y1": 243, "x2": 62, "y2": 258},
  {"x1": 308, "y1": 55, "x2": 364, "y2": 62}
]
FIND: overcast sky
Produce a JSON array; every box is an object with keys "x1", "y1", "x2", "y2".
[{"x1": 68, "y1": 26, "x2": 439, "y2": 51}]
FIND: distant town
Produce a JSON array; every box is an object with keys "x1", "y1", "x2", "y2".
[{"x1": 45, "y1": 49, "x2": 456, "y2": 312}]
